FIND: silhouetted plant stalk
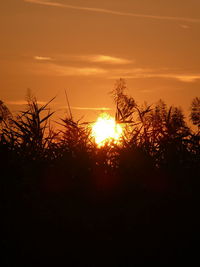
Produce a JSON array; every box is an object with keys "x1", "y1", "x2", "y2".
[
  {"x1": 0, "y1": 95, "x2": 56, "y2": 161},
  {"x1": 111, "y1": 79, "x2": 199, "y2": 171},
  {"x1": 190, "y1": 97, "x2": 200, "y2": 133},
  {"x1": 0, "y1": 80, "x2": 199, "y2": 180}
]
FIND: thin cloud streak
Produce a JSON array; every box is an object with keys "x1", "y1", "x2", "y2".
[
  {"x1": 24, "y1": 0, "x2": 200, "y2": 23},
  {"x1": 7, "y1": 101, "x2": 111, "y2": 111},
  {"x1": 112, "y1": 72, "x2": 200, "y2": 82},
  {"x1": 69, "y1": 106, "x2": 112, "y2": 111},
  {"x1": 168, "y1": 74, "x2": 200, "y2": 82},
  {"x1": 180, "y1": 24, "x2": 190, "y2": 29},
  {"x1": 35, "y1": 54, "x2": 132, "y2": 65},
  {"x1": 86, "y1": 55, "x2": 132, "y2": 64},
  {"x1": 34, "y1": 56, "x2": 53, "y2": 61},
  {"x1": 7, "y1": 100, "x2": 47, "y2": 105},
  {"x1": 31, "y1": 63, "x2": 107, "y2": 76},
  {"x1": 29, "y1": 61, "x2": 200, "y2": 82}
]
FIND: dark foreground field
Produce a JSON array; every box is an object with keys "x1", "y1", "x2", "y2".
[{"x1": 2, "y1": 164, "x2": 200, "y2": 266}]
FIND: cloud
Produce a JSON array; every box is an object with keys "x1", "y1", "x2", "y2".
[
  {"x1": 7, "y1": 100, "x2": 111, "y2": 112},
  {"x1": 24, "y1": 0, "x2": 200, "y2": 24},
  {"x1": 150, "y1": 73, "x2": 200, "y2": 83},
  {"x1": 111, "y1": 70, "x2": 200, "y2": 82},
  {"x1": 168, "y1": 74, "x2": 200, "y2": 82},
  {"x1": 29, "y1": 58, "x2": 200, "y2": 83},
  {"x1": 36, "y1": 54, "x2": 132, "y2": 65},
  {"x1": 180, "y1": 24, "x2": 190, "y2": 29},
  {"x1": 51, "y1": 65, "x2": 107, "y2": 76},
  {"x1": 7, "y1": 100, "x2": 47, "y2": 105},
  {"x1": 69, "y1": 106, "x2": 112, "y2": 111},
  {"x1": 84, "y1": 55, "x2": 132, "y2": 64},
  {"x1": 34, "y1": 56, "x2": 53, "y2": 61},
  {"x1": 31, "y1": 63, "x2": 107, "y2": 76}
]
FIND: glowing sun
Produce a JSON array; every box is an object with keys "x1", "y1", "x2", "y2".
[{"x1": 91, "y1": 113, "x2": 123, "y2": 147}]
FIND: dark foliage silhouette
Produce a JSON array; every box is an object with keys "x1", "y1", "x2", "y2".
[
  {"x1": 1, "y1": 81, "x2": 200, "y2": 266},
  {"x1": 190, "y1": 97, "x2": 200, "y2": 130}
]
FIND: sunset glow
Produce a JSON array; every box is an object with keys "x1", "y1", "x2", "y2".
[
  {"x1": 91, "y1": 113, "x2": 123, "y2": 147},
  {"x1": 1, "y1": 1, "x2": 200, "y2": 116}
]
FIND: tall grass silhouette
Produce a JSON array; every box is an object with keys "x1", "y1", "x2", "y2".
[{"x1": 1, "y1": 80, "x2": 200, "y2": 266}]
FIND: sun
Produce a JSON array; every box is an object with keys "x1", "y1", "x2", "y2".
[{"x1": 91, "y1": 113, "x2": 123, "y2": 147}]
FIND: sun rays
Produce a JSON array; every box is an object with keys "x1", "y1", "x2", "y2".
[{"x1": 91, "y1": 113, "x2": 123, "y2": 147}]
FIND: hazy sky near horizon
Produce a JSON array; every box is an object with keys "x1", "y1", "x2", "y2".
[{"x1": 1, "y1": 0, "x2": 200, "y2": 120}]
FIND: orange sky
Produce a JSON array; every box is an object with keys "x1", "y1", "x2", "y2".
[{"x1": 1, "y1": 0, "x2": 200, "y2": 121}]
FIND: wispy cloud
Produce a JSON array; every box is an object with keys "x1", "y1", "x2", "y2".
[
  {"x1": 69, "y1": 106, "x2": 111, "y2": 111},
  {"x1": 7, "y1": 100, "x2": 47, "y2": 105},
  {"x1": 24, "y1": 0, "x2": 200, "y2": 24},
  {"x1": 51, "y1": 65, "x2": 107, "y2": 76},
  {"x1": 84, "y1": 55, "x2": 132, "y2": 64},
  {"x1": 7, "y1": 100, "x2": 111, "y2": 112},
  {"x1": 167, "y1": 74, "x2": 200, "y2": 82},
  {"x1": 31, "y1": 63, "x2": 107, "y2": 76},
  {"x1": 111, "y1": 69, "x2": 200, "y2": 82},
  {"x1": 35, "y1": 54, "x2": 132, "y2": 65},
  {"x1": 34, "y1": 56, "x2": 53, "y2": 61},
  {"x1": 180, "y1": 24, "x2": 190, "y2": 29},
  {"x1": 29, "y1": 57, "x2": 200, "y2": 83}
]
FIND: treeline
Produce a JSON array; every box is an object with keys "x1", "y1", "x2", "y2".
[{"x1": 1, "y1": 80, "x2": 200, "y2": 265}]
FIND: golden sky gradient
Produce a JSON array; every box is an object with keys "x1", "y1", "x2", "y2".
[{"x1": 1, "y1": 0, "x2": 200, "y2": 121}]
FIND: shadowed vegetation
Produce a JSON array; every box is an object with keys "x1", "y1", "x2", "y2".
[{"x1": 1, "y1": 81, "x2": 200, "y2": 265}]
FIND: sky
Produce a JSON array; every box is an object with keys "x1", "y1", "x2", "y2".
[{"x1": 0, "y1": 0, "x2": 200, "y2": 121}]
